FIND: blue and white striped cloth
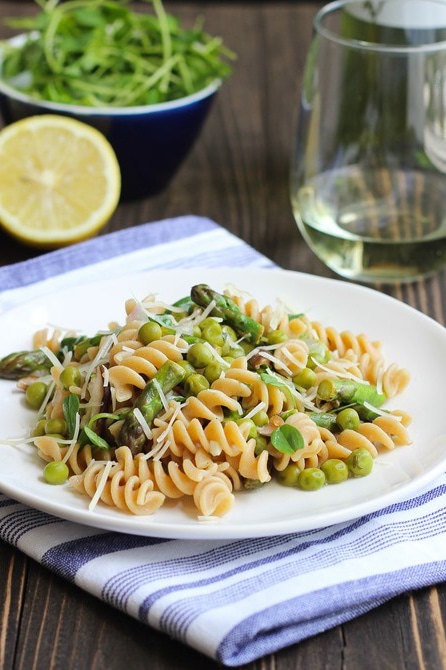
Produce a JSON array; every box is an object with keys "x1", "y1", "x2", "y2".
[{"x1": 1, "y1": 216, "x2": 446, "y2": 666}]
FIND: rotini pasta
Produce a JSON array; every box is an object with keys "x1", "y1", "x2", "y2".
[{"x1": 0, "y1": 282, "x2": 412, "y2": 520}]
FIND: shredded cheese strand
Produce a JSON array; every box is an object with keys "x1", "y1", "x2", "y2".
[
  {"x1": 88, "y1": 461, "x2": 114, "y2": 512},
  {"x1": 40, "y1": 346, "x2": 63, "y2": 371},
  {"x1": 133, "y1": 407, "x2": 153, "y2": 440},
  {"x1": 244, "y1": 401, "x2": 267, "y2": 420}
]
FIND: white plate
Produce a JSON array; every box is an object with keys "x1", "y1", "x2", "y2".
[{"x1": 0, "y1": 268, "x2": 445, "y2": 539}]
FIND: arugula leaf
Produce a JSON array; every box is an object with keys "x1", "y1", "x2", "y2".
[
  {"x1": 271, "y1": 425, "x2": 304, "y2": 455},
  {"x1": 62, "y1": 393, "x2": 80, "y2": 439}
]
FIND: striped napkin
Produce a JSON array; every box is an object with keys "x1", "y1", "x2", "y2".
[{"x1": 1, "y1": 215, "x2": 446, "y2": 667}]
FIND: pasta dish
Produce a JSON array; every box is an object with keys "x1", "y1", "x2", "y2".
[{"x1": 0, "y1": 283, "x2": 411, "y2": 520}]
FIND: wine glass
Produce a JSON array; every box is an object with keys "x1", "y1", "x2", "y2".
[{"x1": 290, "y1": 0, "x2": 446, "y2": 284}]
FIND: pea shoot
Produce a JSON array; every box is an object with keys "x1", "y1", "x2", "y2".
[{"x1": 1, "y1": 0, "x2": 236, "y2": 107}]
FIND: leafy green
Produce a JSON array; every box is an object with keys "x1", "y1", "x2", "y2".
[
  {"x1": 270, "y1": 425, "x2": 304, "y2": 455},
  {"x1": 79, "y1": 411, "x2": 120, "y2": 449},
  {"x1": 81, "y1": 426, "x2": 111, "y2": 450},
  {"x1": 0, "y1": 0, "x2": 235, "y2": 107},
  {"x1": 62, "y1": 393, "x2": 80, "y2": 438}
]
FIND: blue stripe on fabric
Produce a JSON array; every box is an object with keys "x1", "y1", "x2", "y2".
[
  {"x1": 41, "y1": 534, "x2": 171, "y2": 582},
  {"x1": 0, "y1": 495, "x2": 19, "y2": 509},
  {"x1": 216, "y1": 559, "x2": 446, "y2": 666},
  {"x1": 157, "y1": 506, "x2": 446, "y2": 641},
  {"x1": 0, "y1": 216, "x2": 218, "y2": 290},
  {"x1": 97, "y1": 483, "x2": 446, "y2": 617},
  {"x1": 0, "y1": 508, "x2": 62, "y2": 545},
  {"x1": 102, "y1": 535, "x2": 297, "y2": 610}
]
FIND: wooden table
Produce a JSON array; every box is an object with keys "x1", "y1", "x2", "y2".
[{"x1": 1, "y1": 2, "x2": 446, "y2": 668}]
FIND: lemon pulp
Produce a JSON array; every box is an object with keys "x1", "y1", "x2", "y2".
[{"x1": 0, "y1": 114, "x2": 121, "y2": 248}]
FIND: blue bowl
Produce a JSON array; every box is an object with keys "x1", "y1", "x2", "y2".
[{"x1": 0, "y1": 65, "x2": 220, "y2": 201}]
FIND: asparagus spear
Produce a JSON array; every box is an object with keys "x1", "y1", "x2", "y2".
[
  {"x1": 190, "y1": 284, "x2": 264, "y2": 344},
  {"x1": 0, "y1": 349, "x2": 53, "y2": 380},
  {"x1": 316, "y1": 378, "x2": 386, "y2": 407},
  {"x1": 308, "y1": 411, "x2": 338, "y2": 430},
  {"x1": 119, "y1": 360, "x2": 185, "y2": 455}
]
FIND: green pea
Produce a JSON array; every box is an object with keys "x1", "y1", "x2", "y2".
[
  {"x1": 177, "y1": 359, "x2": 196, "y2": 379},
  {"x1": 321, "y1": 458, "x2": 349, "y2": 484},
  {"x1": 267, "y1": 329, "x2": 288, "y2": 345},
  {"x1": 25, "y1": 381, "x2": 48, "y2": 410},
  {"x1": 239, "y1": 341, "x2": 254, "y2": 354},
  {"x1": 200, "y1": 317, "x2": 219, "y2": 330},
  {"x1": 292, "y1": 368, "x2": 317, "y2": 390},
  {"x1": 221, "y1": 326, "x2": 239, "y2": 356},
  {"x1": 254, "y1": 435, "x2": 268, "y2": 455},
  {"x1": 186, "y1": 342, "x2": 214, "y2": 369},
  {"x1": 241, "y1": 419, "x2": 258, "y2": 439},
  {"x1": 307, "y1": 342, "x2": 329, "y2": 369},
  {"x1": 59, "y1": 365, "x2": 82, "y2": 389},
  {"x1": 298, "y1": 467, "x2": 326, "y2": 491},
  {"x1": 251, "y1": 410, "x2": 269, "y2": 427},
  {"x1": 221, "y1": 325, "x2": 237, "y2": 341},
  {"x1": 192, "y1": 325, "x2": 202, "y2": 338},
  {"x1": 32, "y1": 419, "x2": 47, "y2": 437},
  {"x1": 243, "y1": 478, "x2": 264, "y2": 490},
  {"x1": 45, "y1": 418, "x2": 67, "y2": 436},
  {"x1": 201, "y1": 322, "x2": 224, "y2": 347},
  {"x1": 336, "y1": 407, "x2": 361, "y2": 431},
  {"x1": 184, "y1": 373, "x2": 210, "y2": 396},
  {"x1": 276, "y1": 463, "x2": 300, "y2": 487},
  {"x1": 204, "y1": 361, "x2": 225, "y2": 384},
  {"x1": 229, "y1": 346, "x2": 245, "y2": 359},
  {"x1": 43, "y1": 460, "x2": 69, "y2": 485},
  {"x1": 346, "y1": 448, "x2": 374, "y2": 477},
  {"x1": 138, "y1": 321, "x2": 162, "y2": 344}
]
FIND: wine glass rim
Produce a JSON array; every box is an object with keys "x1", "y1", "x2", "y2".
[{"x1": 314, "y1": 0, "x2": 446, "y2": 53}]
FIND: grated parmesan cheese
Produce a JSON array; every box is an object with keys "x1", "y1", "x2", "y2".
[
  {"x1": 82, "y1": 332, "x2": 118, "y2": 396},
  {"x1": 152, "y1": 377, "x2": 169, "y2": 412},
  {"x1": 243, "y1": 401, "x2": 267, "y2": 420},
  {"x1": 314, "y1": 360, "x2": 370, "y2": 384},
  {"x1": 37, "y1": 379, "x2": 56, "y2": 418},
  {"x1": 256, "y1": 350, "x2": 293, "y2": 376},
  {"x1": 142, "y1": 402, "x2": 184, "y2": 460},
  {"x1": 88, "y1": 460, "x2": 114, "y2": 512},
  {"x1": 101, "y1": 364, "x2": 109, "y2": 387},
  {"x1": 133, "y1": 407, "x2": 153, "y2": 440},
  {"x1": 40, "y1": 346, "x2": 63, "y2": 371}
]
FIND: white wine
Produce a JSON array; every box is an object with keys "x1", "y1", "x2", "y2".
[{"x1": 291, "y1": 166, "x2": 446, "y2": 283}]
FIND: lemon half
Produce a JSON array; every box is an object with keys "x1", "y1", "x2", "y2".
[{"x1": 0, "y1": 115, "x2": 121, "y2": 248}]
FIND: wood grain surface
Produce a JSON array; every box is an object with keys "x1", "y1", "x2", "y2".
[{"x1": 0, "y1": 2, "x2": 446, "y2": 669}]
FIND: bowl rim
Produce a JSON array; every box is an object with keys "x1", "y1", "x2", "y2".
[{"x1": 0, "y1": 33, "x2": 221, "y2": 116}]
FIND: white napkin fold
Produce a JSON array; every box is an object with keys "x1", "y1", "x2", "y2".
[{"x1": 1, "y1": 216, "x2": 445, "y2": 667}]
